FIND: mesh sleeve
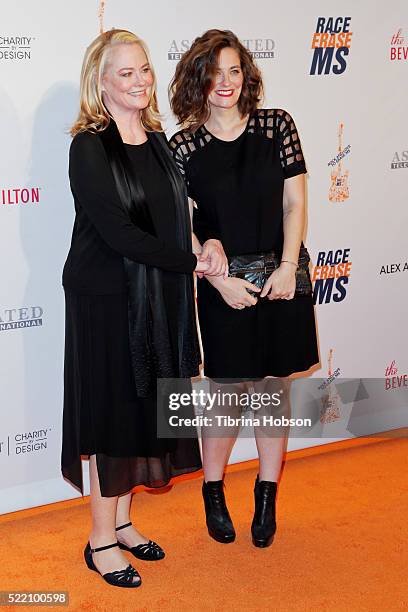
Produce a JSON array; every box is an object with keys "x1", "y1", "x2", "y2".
[
  {"x1": 169, "y1": 129, "x2": 221, "y2": 242},
  {"x1": 277, "y1": 110, "x2": 307, "y2": 179},
  {"x1": 168, "y1": 132, "x2": 194, "y2": 198}
]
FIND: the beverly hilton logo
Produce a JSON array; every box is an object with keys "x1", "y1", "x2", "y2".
[
  {"x1": 1, "y1": 187, "x2": 40, "y2": 206},
  {"x1": 0, "y1": 306, "x2": 43, "y2": 332},
  {"x1": 310, "y1": 17, "x2": 352, "y2": 75},
  {"x1": 328, "y1": 123, "x2": 350, "y2": 202},
  {"x1": 319, "y1": 349, "x2": 341, "y2": 424},
  {"x1": 385, "y1": 360, "x2": 408, "y2": 390},
  {"x1": 390, "y1": 29, "x2": 408, "y2": 61},
  {"x1": 0, "y1": 36, "x2": 35, "y2": 60},
  {"x1": 168, "y1": 38, "x2": 276, "y2": 61}
]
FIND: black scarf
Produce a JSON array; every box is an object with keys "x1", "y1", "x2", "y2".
[{"x1": 98, "y1": 120, "x2": 200, "y2": 397}]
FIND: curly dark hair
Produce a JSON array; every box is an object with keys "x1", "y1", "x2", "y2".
[{"x1": 169, "y1": 29, "x2": 263, "y2": 131}]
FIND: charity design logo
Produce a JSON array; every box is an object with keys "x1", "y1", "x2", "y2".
[
  {"x1": 0, "y1": 306, "x2": 43, "y2": 332},
  {"x1": 390, "y1": 29, "x2": 408, "y2": 61},
  {"x1": 0, "y1": 36, "x2": 35, "y2": 60},
  {"x1": 310, "y1": 17, "x2": 352, "y2": 75},
  {"x1": 311, "y1": 249, "x2": 352, "y2": 304},
  {"x1": 385, "y1": 360, "x2": 408, "y2": 391},
  {"x1": 328, "y1": 123, "x2": 350, "y2": 202},
  {"x1": 1, "y1": 187, "x2": 40, "y2": 206},
  {"x1": 0, "y1": 428, "x2": 52, "y2": 457},
  {"x1": 168, "y1": 38, "x2": 276, "y2": 60}
]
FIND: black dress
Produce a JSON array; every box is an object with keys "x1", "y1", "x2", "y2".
[
  {"x1": 169, "y1": 109, "x2": 319, "y2": 379},
  {"x1": 62, "y1": 133, "x2": 201, "y2": 497}
]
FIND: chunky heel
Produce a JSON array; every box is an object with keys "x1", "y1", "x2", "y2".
[
  {"x1": 202, "y1": 480, "x2": 236, "y2": 543},
  {"x1": 84, "y1": 541, "x2": 141, "y2": 588},
  {"x1": 251, "y1": 475, "x2": 277, "y2": 548}
]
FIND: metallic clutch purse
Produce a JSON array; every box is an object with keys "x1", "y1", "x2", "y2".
[{"x1": 228, "y1": 246, "x2": 312, "y2": 297}]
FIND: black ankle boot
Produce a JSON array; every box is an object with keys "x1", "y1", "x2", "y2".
[
  {"x1": 251, "y1": 475, "x2": 277, "y2": 548},
  {"x1": 202, "y1": 480, "x2": 236, "y2": 543}
]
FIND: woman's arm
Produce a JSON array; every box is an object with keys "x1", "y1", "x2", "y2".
[
  {"x1": 188, "y1": 199, "x2": 203, "y2": 255},
  {"x1": 188, "y1": 197, "x2": 228, "y2": 277},
  {"x1": 69, "y1": 132, "x2": 197, "y2": 274},
  {"x1": 260, "y1": 174, "x2": 305, "y2": 299},
  {"x1": 281, "y1": 173, "x2": 305, "y2": 265}
]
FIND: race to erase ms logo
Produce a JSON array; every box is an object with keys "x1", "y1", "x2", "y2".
[
  {"x1": 310, "y1": 17, "x2": 353, "y2": 75},
  {"x1": 311, "y1": 248, "x2": 352, "y2": 304}
]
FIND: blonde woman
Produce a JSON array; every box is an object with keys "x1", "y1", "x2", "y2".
[{"x1": 62, "y1": 29, "x2": 209, "y2": 588}]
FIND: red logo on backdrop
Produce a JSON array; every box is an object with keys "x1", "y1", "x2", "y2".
[
  {"x1": 385, "y1": 360, "x2": 408, "y2": 390},
  {"x1": 1, "y1": 187, "x2": 40, "y2": 205},
  {"x1": 390, "y1": 29, "x2": 408, "y2": 61}
]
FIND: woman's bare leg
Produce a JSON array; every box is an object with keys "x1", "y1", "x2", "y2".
[
  {"x1": 89, "y1": 455, "x2": 139, "y2": 582},
  {"x1": 253, "y1": 377, "x2": 290, "y2": 481},
  {"x1": 201, "y1": 380, "x2": 243, "y2": 481},
  {"x1": 115, "y1": 492, "x2": 149, "y2": 546}
]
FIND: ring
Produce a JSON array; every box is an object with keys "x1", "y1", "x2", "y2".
[{"x1": 237, "y1": 304, "x2": 245, "y2": 309}]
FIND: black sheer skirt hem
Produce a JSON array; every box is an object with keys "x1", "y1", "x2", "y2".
[
  {"x1": 62, "y1": 452, "x2": 202, "y2": 498},
  {"x1": 62, "y1": 290, "x2": 202, "y2": 498}
]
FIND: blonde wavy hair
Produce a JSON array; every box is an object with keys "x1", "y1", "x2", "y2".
[{"x1": 70, "y1": 29, "x2": 162, "y2": 136}]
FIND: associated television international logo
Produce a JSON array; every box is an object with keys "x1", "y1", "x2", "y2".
[
  {"x1": 0, "y1": 306, "x2": 43, "y2": 332},
  {"x1": 168, "y1": 38, "x2": 276, "y2": 61},
  {"x1": 310, "y1": 17, "x2": 352, "y2": 75},
  {"x1": 311, "y1": 248, "x2": 352, "y2": 304},
  {"x1": 328, "y1": 123, "x2": 350, "y2": 202},
  {"x1": 1, "y1": 187, "x2": 40, "y2": 206},
  {"x1": 390, "y1": 29, "x2": 408, "y2": 61},
  {"x1": 391, "y1": 149, "x2": 408, "y2": 169}
]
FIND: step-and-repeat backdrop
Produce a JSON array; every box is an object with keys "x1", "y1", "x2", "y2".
[{"x1": 1, "y1": 0, "x2": 407, "y2": 513}]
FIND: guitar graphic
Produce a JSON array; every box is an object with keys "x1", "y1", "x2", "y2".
[
  {"x1": 98, "y1": 1, "x2": 106, "y2": 33},
  {"x1": 329, "y1": 123, "x2": 349, "y2": 202},
  {"x1": 320, "y1": 349, "x2": 341, "y2": 424}
]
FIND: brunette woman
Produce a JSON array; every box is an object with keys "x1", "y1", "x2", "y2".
[{"x1": 169, "y1": 29, "x2": 319, "y2": 548}]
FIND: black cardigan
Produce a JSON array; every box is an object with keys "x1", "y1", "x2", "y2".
[{"x1": 63, "y1": 130, "x2": 196, "y2": 295}]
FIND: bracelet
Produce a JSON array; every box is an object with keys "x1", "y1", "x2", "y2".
[{"x1": 280, "y1": 259, "x2": 298, "y2": 268}]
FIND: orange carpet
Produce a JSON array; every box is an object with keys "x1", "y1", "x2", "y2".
[{"x1": 1, "y1": 437, "x2": 407, "y2": 611}]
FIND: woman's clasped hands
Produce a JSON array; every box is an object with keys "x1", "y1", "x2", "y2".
[
  {"x1": 195, "y1": 240, "x2": 297, "y2": 309},
  {"x1": 195, "y1": 239, "x2": 260, "y2": 310}
]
